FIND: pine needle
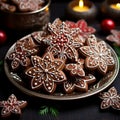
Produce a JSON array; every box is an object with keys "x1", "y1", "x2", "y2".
[
  {"x1": 39, "y1": 106, "x2": 49, "y2": 115},
  {"x1": 39, "y1": 105, "x2": 59, "y2": 117},
  {"x1": 49, "y1": 107, "x2": 59, "y2": 117}
]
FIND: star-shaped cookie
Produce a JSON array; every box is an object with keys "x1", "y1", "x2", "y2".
[
  {"x1": 25, "y1": 52, "x2": 67, "y2": 94},
  {"x1": 0, "y1": 94, "x2": 27, "y2": 117}
]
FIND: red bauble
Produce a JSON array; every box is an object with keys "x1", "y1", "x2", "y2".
[
  {"x1": 101, "y1": 19, "x2": 115, "y2": 32},
  {"x1": 0, "y1": 30, "x2": 7, "y2": 44}
]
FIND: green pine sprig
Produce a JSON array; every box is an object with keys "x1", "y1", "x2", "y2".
[
  {"x1": 49, "y1": 107, "x2": 59, "y2": 117},
  {"x1": 39, "y1": 106, "x2": 49, "y2": 115},
  {"x1": 39, "y1": 105, "x2": 59, "y2": 117}
]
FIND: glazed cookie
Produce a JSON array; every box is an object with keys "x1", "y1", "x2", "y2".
[
  {"x1": 99, "y1": 87, "x2": 120, "y2": 110},
  {"x1": 65, "y1": 59, "x2": 85, "y2": 77},
  {"x1": 47, "y1": 18, "x2": 85, "y2": 48},
  {"x1": 25, "y1": 52, "x2": 67, "y2": 94},
  {"x1": 43, "y1": 18, "x2": 86, "y2": 61},
  {"x1": 64, "y1": 74, "x2": 96, "y2": 93},
  {"x1": 79, "y1": 34, "x2": 115, "y2": 74},
  {"x1": 8, "y1": 36, "x2": 38, "y2": 70},
  {"x1": 66, "y1": 19, "x2": 96, "y2": 38},
  {"x1": 19, "y1": 36, "x2": 38, "y2": 55},
  {"x1": 0, "y1": 94, "x2": 27, "y2": 117}
]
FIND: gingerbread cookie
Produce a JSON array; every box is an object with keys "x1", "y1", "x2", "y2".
[
  {"x1": 31, "y1": 31, "x2": 48, "y2": 44},
  {"x1": 0, "y1": 94, "x2": 27, "y2": 117},
  {"x1": 47, "y1": 18, "x2": 85, "y2": 48},
  {"x1": 19, "y1": 36, "x2": 38, "y2": 55},
  {"x1": 0, "y1": 1, "x2": 16, "y2": 12},
  {"x1": 99, "y1": 87, "x2": 120, "y2": 110},
  {"x1": 66, "y1": 19, "x2": 96, "y2": 38},
  {"x1": 42, "y1": 18, "x2": 86, "y2": 61},
  {"x1": 8, "y1": 35, "x2": 38, "y2": 70},
  {"x1": 0, "y1": 0, "x2": 45, "y2": 12},
  {"x1": 65, "y1": 59, "x2": 85, "y2": 77},
  {"x1": 11, "y1": 0, "x2": 44, "y2": 12},
  {"x1": 64, "y1": 74, "x2": 96, "y2": 93},
  {"x1": 79, "y1": 34, "x2": 115, "y2": 74},
  {"x1": 25, "y1": 52, "x2": 67, "y2": 94},
  {"x1": 106, "y1": 29, "x2": 120, "y2": 46}
]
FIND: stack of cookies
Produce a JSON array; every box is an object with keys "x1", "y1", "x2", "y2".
[
  {"x1": 7, "y1": 18, "x2": 115, "y2": 94},
  {"x1": 0, "y1": 0, "x2": 45, "y2": 12}
]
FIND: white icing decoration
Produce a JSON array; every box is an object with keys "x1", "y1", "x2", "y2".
[{"x1": 26, "y1": 52, "x2": 66, "y2": 93}]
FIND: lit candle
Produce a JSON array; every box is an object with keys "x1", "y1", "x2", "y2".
[
  {"x1": 110, "y1": 3, "x2": 120, "y2": 10},
  {"x1": 73, "y1": 0, "x2": 89, "y2": 12}
]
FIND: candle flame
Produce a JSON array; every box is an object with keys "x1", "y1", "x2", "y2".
[
  {"x1": 116, "y1": 3, "x2": 120, "y2": 8},
  {"x1": 79, "y1": 0, "x2": 84, "y2": 8}
]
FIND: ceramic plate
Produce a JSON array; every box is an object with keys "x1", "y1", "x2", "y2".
[{"x1": 4, "y1": 37, "x2": 119, "y2": 100}]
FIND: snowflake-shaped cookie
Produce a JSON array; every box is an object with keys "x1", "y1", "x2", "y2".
[
  {"x1": 66, "y1": 19, "x2": 96, "y2": 38},
  {"x1": 65, "y1": 59, "x2": 85, "y2": 77},
  {"x1": 41, "y1": 18, "x2": 85, "y2": 61},
  {"x1": 47, "y1": 18, "x2": 85, "y2": 48},
  {"x1": 64, "y1": 74, "x2": 96, "y2": 93},
  {"x1": 106, "y1": 29, "x2": 120, "y2": 46},
  {"x1": 99, "y1": 87, "x2": 120, "y2": 110},
  {"x1": 25, "y1": 52, "x2": 67, "y2": 94},
  {"x1": 8, "y1": 36, "x2": 38, "y2": 69},
  {"x1": 0, "y1": 94, "x2": 27, "y2": 117},
  {"x1": 79, "y1": 34, "x2": 115, "y2": 74}
]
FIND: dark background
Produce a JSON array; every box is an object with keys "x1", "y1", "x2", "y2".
[{"x1": 0, "y1": 0, "x2": 120, "y2": 120}]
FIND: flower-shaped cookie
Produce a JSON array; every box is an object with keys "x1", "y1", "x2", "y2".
[
  {"x1": 0, "y1": 94, "x2": 27, "y2": 117},
  {"x1": 8, "y1": 36, "x2": 38, "y2": 69},
  {"x1": 106, "y1": 30, "x2": 120, "y2": 46},
  {"x1": 64, "y1": 74, "x2": 96, "y2": 93},
  {"x1": 65, "y1": 59, "x2": 85, "y2": 77},
  {"x1": 79, "y1": 35, "x2": 115, "y2": 74},
  {"x1": 66, "y1": 19, "x2": 96, "y2": 38},
  {"x1": 25, "y1": 52, "x2": 67, "y2": 94},
  {"x1": 99, "y1": 87, "x2": 120, "y2": 110}
]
